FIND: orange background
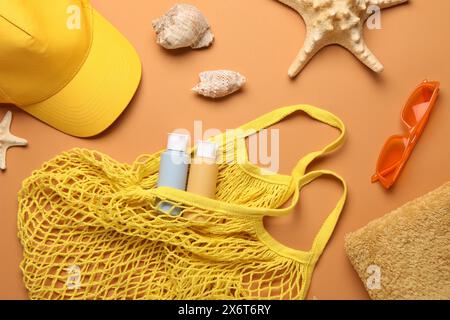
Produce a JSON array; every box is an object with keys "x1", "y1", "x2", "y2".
[{"x1": 1, "y1": 0, "x2": 450, "y2": 300}]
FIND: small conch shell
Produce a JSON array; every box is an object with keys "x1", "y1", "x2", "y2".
[
  {"x1": 152, "y1": 4, "x2": 214, "y2": 50},
  {"x1": 192, "y1": 70, "x2": 246, "y2": 99}
]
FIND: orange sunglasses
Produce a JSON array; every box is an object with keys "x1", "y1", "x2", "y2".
[{"x1": 372, "y1": 80, "x2": 440, "y2": 189}]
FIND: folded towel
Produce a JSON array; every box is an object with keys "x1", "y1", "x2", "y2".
[{"x1": 345, "y1": 183, "x2": 450, "y2": 300}]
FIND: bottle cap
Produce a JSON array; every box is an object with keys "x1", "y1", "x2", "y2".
[
  {"x1": 196, "y1": 141, "x2": 218, "y2": 160},
  {"x1": 167, "y1": 133, "x2": 189, "y2": 152}
]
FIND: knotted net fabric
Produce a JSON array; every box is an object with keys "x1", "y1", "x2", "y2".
[{"x1": 17, "y1": 105, "x2": 347, "y2": 300}]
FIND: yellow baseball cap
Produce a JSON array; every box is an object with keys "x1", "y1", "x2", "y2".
[{"x1": 0, "y1": 0, "x2": 142, "y2": 137}]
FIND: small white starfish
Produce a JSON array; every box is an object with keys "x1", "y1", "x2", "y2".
[
  {"x1": 277, "y1": 0, "x2": 409, "y2": 78},
  {"x1": 0, "y1": 111, "x2": 28, "y2": 170}
]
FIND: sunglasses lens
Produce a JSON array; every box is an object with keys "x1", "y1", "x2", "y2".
[
  {"x1": 377, "y1": 136, "x2": 408, "y2": 180},
  {"x1": 403, "y1": 84, "x2": 437, "y2": 127}
]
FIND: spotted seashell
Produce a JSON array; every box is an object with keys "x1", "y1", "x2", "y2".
[{"x1": 192, "y1": 70, "x2": 246, "y2": 99}]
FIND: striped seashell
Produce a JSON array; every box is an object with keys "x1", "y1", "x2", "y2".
[{"x1": 152, "y1": 4, "x2": 214, "y2": 50}]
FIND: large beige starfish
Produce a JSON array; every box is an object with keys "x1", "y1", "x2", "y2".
[
  {"x1": 0, "y1": 111, "x2": 27, "y2": 170},
  {"x1": 277, "y1": 0, "x2": 409, "y2": 78}
]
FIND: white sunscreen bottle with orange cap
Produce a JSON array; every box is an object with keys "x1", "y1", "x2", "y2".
[{"x1": 187, "y1": 141, "x2": 219, "y2": 199}]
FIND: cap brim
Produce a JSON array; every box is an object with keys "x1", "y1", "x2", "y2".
[{"x1": 19, "y1": 9, "x2": 142, "y2": 137}]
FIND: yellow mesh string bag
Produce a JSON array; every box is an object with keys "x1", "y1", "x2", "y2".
[{"x1": 18, "y1": 105, "x2": 347, "y2": 300}]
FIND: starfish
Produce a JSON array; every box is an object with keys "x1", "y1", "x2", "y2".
[
  {"x1": 0, "y1": 111, "x2": 28, "y2": 170},
  {"x1": 277, "y1": 0, "x2": 409, "y2": 78}
]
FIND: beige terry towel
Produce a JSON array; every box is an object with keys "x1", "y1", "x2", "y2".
[{"x1": 345, "y1": 183, "x2": 450, "y2": 300}]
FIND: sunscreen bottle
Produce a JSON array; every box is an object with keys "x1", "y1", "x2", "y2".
[
  {"x1": 157, "y1": 133, "x2": 190, "y2": 215},
  {"x1": 187, "y1": 141, "x2": 219, "y2": 199}
]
